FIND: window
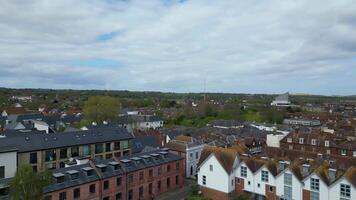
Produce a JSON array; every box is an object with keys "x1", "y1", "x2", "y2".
[
  {"x1": 59, "y1": 192, "x2": 66, "y2": 200},
  {"x1": 117, "y1": 177, "x2": 122, "y2": 186},
  {"x1": 128, "y1": 174, "x2": 133, "y2": 183},
  {"x1": 167, "y1": 178, "x2": 170, "y2": 189},
  {"x1": 176, "y1": 175, "x2": 179, "y2": 185},
  {"x1": 139, "y1": 171, "x2": 144, "y2": 181},
  {"x1": 103, "y1": 197, "x2": 109, "y2": 200},
  {"x1": 327, "y1": 149, "x2": 331, "y2": 154},
  {"x1": 353, "y1": 151, "x2": 356, "y2": 157},
  {"x1": 269, "y1": 186, "x2": 273, "y2": 192},
  {"x1": 0, "y1": 166, "x2": 4, "y2": 179},
  {"x1": 248, "y1": 181, "x2": 251, "y2": 185},
  {"x1": 176, "y1": 162, "x2": 180, "y2": 170},
  {"x1": 139, "y1": 186, "x2": 144, "y2": 199},
  {"x1": 158, "y1": 180, "x2": 161, "y2": 191},
  {"x1": 284, "y1": 185, "x2": 292, "y2": 200},
  {"x1": 202, "y1": 175, "x2": 206, "y2": 185},
  {"x1": 73, "y1": 188, "x2": 80, "y2": 199},
  {"x1": 325, "y1": 140, "x2": 329, "y2": 147},
  {"x1": 89, "y1": 184, "x2": 95, "y2": 193},
  {"x1": 83, "y1": 145, "x2": 91, "y2": 156},
  {"x1": 261, "y1": 170, "x2": 269, "y2": 182},
  {"x1": 30, "y1": 152, "x2": 37, "y2": 164},
  {"x1": 196, "y1": 152, "x2": 199, "y2": 159},
  {"x1": 341, "y1": 149, "x2": 347, "y2": 156},
  {"x1": 120, "y1": 140, "x2": 129, "y2": 149},
  {"x1": 287, "y1": 138, "x2": 292, "y2": 143},
  {"x1": 311, "y1": 178, "x2": 319, "y2": 191},
  {"x1": 158, "y1": 166, "x2": 162, "y2": 175},
  {"x1": 258, "y1": 183, "x2": 260, "y2": 188},
  {"x1": 103, "y1": 180, "x2": 109, "y2": 190},
  {"x1": 299, "y1": 138, "x2": 304, "y2": 144},
  {"x1": 95, "y1": 144, "x2": 103, "y2": 154},
  {"x1": 128, "y1": 189, "x2": 133, "y2": 200},
  {"x1": 71, "y1": 146, "x2": 79, "y2": 157},
  {"x1": 289, "y1": 145, "x2": 293, "y2": 150},
  {"x1": 116, "y1": 192, "x2": 122, "y2": 200},
  {"x1": 209, "y1": 165, "x2": 213, "y2": 171},
  {"x1": 340, "y1": 184, "x2": 351, "y2": 199},
  {"x1": 45, "y1": 150, "x2": 56, "y2": 161},
  {"x1": 284, "y1": 173, "x2": 292, "y2": 186},
  {"x1": 310, "y1": 191, "x2": 319, "y2": 200},
  {"x1": 167, "y1": 165, "x2": 171, "y2": 172},
  {"x1": 311, "y1": 139, "x2": 316, "y2": 145},
  {"x1": 114, "y1": 142, "x2": 120, "y2": 150},
  {"x1": 190, "y1": 153, "x2": 193, "y2": 159},
  {"x1": 241, "y1": 166, "x2": 247, "y2": 178},
  {"x1": 105, "y1": 143, "x2": 111, "y2": 152},
  {"x1": 149, "y1": 183, "x2": 153, "y2": 194},
  {"x1": 232, "y1": 179, "x2": 234, "y2": 186},
  {"x1": 60, "y1": 148, "x2": 68, "y2": 159},
  {"x1": 149, "y1": 169, "x2": 153, "y2": 177}
]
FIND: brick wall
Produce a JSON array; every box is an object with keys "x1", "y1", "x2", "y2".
[
  {"x1": 235, "y1": 177, "x2": 244, "y2": 194},
  {"x1": 200, "y1": 186, "x2": 231, "y2": 200},
  {"x1": 265, "y1": 184, "x2": 278, "y2": 200}
]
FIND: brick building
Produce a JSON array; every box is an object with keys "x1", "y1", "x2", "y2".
[
  {"x1": 43, "y1": 150, "x2": 185, "y2": 200},
  {"x1": 280, "y1": 131, "x2": 356, "y2": 158}
]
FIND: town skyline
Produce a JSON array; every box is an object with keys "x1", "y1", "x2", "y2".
[{"x1": 0, "y1": 0, "x2": 355, "y2": 95}]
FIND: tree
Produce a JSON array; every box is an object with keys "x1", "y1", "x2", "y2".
[
  {"x1": 82, "y1": 96, "x2": 121, "y2": 123},
  {"x1": 10, "y1": 165, "x2": 53, "y2": 200}
]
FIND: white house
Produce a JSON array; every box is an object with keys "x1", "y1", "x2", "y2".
[
  {"x1": 266, "y1": 132, "x2": 289, "y2": 148},
  {"x1": 197, "y1": 147, "x2": 239, "y2": 200},
  {"x1": 0, "y1": 146, "x2": 18, "y2": 180},
  {"x1": 271, "y1": 93, "x2": 291, "y2": 107}
]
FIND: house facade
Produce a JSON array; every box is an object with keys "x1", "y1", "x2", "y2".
[
  {"x1": 43, "y1": 150, "x2": 185, "y2": 200},
  {"x1": 198, "y1": 148, "x2": 356, "y2": 200}
]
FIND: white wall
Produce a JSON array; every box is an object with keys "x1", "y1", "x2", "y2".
[
  {"x1": 235, "y1": 162, "x2": 255, "y2": 193},
  {"x1": 275, "y1": 169, "x2": 302, "y2": 200},
  {"x1": 34, "y1": 123, "x2": 49, "y2": 133},
  {"x1": 254, "y1": 167, "x2": 276, "y2": 196},
  {"x1": 266, "y1": 134, "x2": 286, "y2": 148},
  {"x1": 0, "y1": 151, "x2": 17, "y2": 179},
  {"x1": 329, "y1": 178, "x2": 356, "y2": 200},
  {"x1": 198, "y1": 154, "x2": 232, "y2": 193},
  {"x1": 303, "y1": 174, "x2": 329, "y2": 200}
]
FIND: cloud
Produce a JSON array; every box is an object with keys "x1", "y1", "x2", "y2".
[{"x1": 0, "y1": 0, "x2": 355, "y2": 95}]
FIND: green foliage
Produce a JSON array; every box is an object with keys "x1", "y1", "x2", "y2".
[
  {"x1": 233, "y1": 196, "x2": 249, "y2": 200},
  {"x1": 82, "y1": 96, "x2": 121, "y2": 123},
  {"x1": 186, "y1": 197, "x2": 211, "y2": 200},
  {"x1": 190, "y1": 184, "x2": 200, "y2": 196},
  {"x1": 10, "y1": 165, "x2": 53, "y2": 200},
  {"x1": 243, "y1": 110, "x2": 262, "y2": 122}
]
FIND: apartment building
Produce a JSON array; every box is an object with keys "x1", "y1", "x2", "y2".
[
  {"x1": 280, "y1": 131, "x2": 356, "y2": 158},
  {"x1": 0, "y1": 127, "x2": 133, "y2": 172},
  {"x1": 43, "y1": 150, "x2": 185, "y2": 200},
  {"x1": 197, "y1": 147, "x2": 356, "y2": 200}
]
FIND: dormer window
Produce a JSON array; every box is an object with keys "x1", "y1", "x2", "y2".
[
  {"x1": 287, "y1": 138, "x2": 292, "y2": 143},
  {"x1": 341, "y1": 149, "x2": 347, "y2": 156},
  {"x1": 325, "y1": 140, "x2": 329, "y2": 147},
  {"x1": 53, "y1": 173, "x2": 65, "y2": 183},
  {"x1": 299, "y1": 138, "x2": 304, "y2": 144},
  {"x1": 82, "y1": 167, "x2": 93, "y2": 176},
  {"x1": 66, "y1": 170, "x2": 79, "y2": 180},
  {"x1": 311, "y1": 139, "x2": 316, "y2": 145},
  {"x1": 96, "y1": 164, "x2": 107, "y2": 173}
]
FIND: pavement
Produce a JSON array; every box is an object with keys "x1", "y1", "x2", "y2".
[{"x1": 156, "y1": 179, "x2": 195, "y2": 200}]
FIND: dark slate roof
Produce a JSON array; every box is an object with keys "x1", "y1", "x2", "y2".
[
  {"x1": 43, "y1": 150, "x2": 183, "y2": 193},
  {"x1": 0, "y1": 145, "x2": 18, "y2": 153},
  {"x1": 86, "y1": 122, "x2": 119, "y2": 130},
  {"x1": 0, "y1": 127, "x2": 133, "y2": 153},
  {"x1": 131, "y1": 135, "x2": 160, "y2": 154},
  {"x1": 43, "y1": 163, "x2": 100, "y2": 193},
  {"x1": 15, "y1": 113, "x2": 44, "y2": 122}
]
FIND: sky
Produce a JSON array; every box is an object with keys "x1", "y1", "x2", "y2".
[{"x1": 0, "y1": 0, "x2": 355, "y2": 95}]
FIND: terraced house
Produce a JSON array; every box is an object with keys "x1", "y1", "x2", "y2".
[
  {"x1": 43, "y1": 150, "x2": 185, "y2": 200},
  {"x1": 0, "y1": 127, "x2": 133, "y2": 172},
  {"x1": 198, "y1": 147, "x2": 356, "y2": 200}
]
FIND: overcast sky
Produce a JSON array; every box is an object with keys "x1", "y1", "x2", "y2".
[{"x1": 0, "y1": 0, "x2": 355, "y2": 95}]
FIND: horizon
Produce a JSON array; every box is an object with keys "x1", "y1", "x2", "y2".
[{"x1": 0, "y1": 0, "x2": 355, "y2": 95}]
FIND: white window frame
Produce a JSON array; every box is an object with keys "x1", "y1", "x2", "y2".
[
  {"x1": 261, "y1": 170, "x2": 269, "y2": 182},
  {"x1": 209, "y1": 165, "x2": 213, "y2": 172},
  {"x1": 340, "y1": 184, "x2": 351, "y2": 199},
  {"x1": 202, "y1": 175, "x2": 206, "y2": 185},
  {"x1": 324, "y1": 140, "x2": 329, "y2": 147},
  {"x1": 241, "y1": 166, "x2": 247, "y2": 178},
  {"x1": 299, "y1": 138, "x2": 304, "y2": 144},
  {"x1": 311, "y1": 139, "x2": 316, "y2": 145}
]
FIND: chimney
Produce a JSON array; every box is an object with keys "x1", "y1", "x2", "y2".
[
  {"x1": 328, "y1": 168, "x2": 337, "y2": 181},
  {"x1": 279, "y1": 161, "x2": 288, "y2": 171},
  {"x1": 302, "y1": 164, "x2": 310, "y2": 174}
]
